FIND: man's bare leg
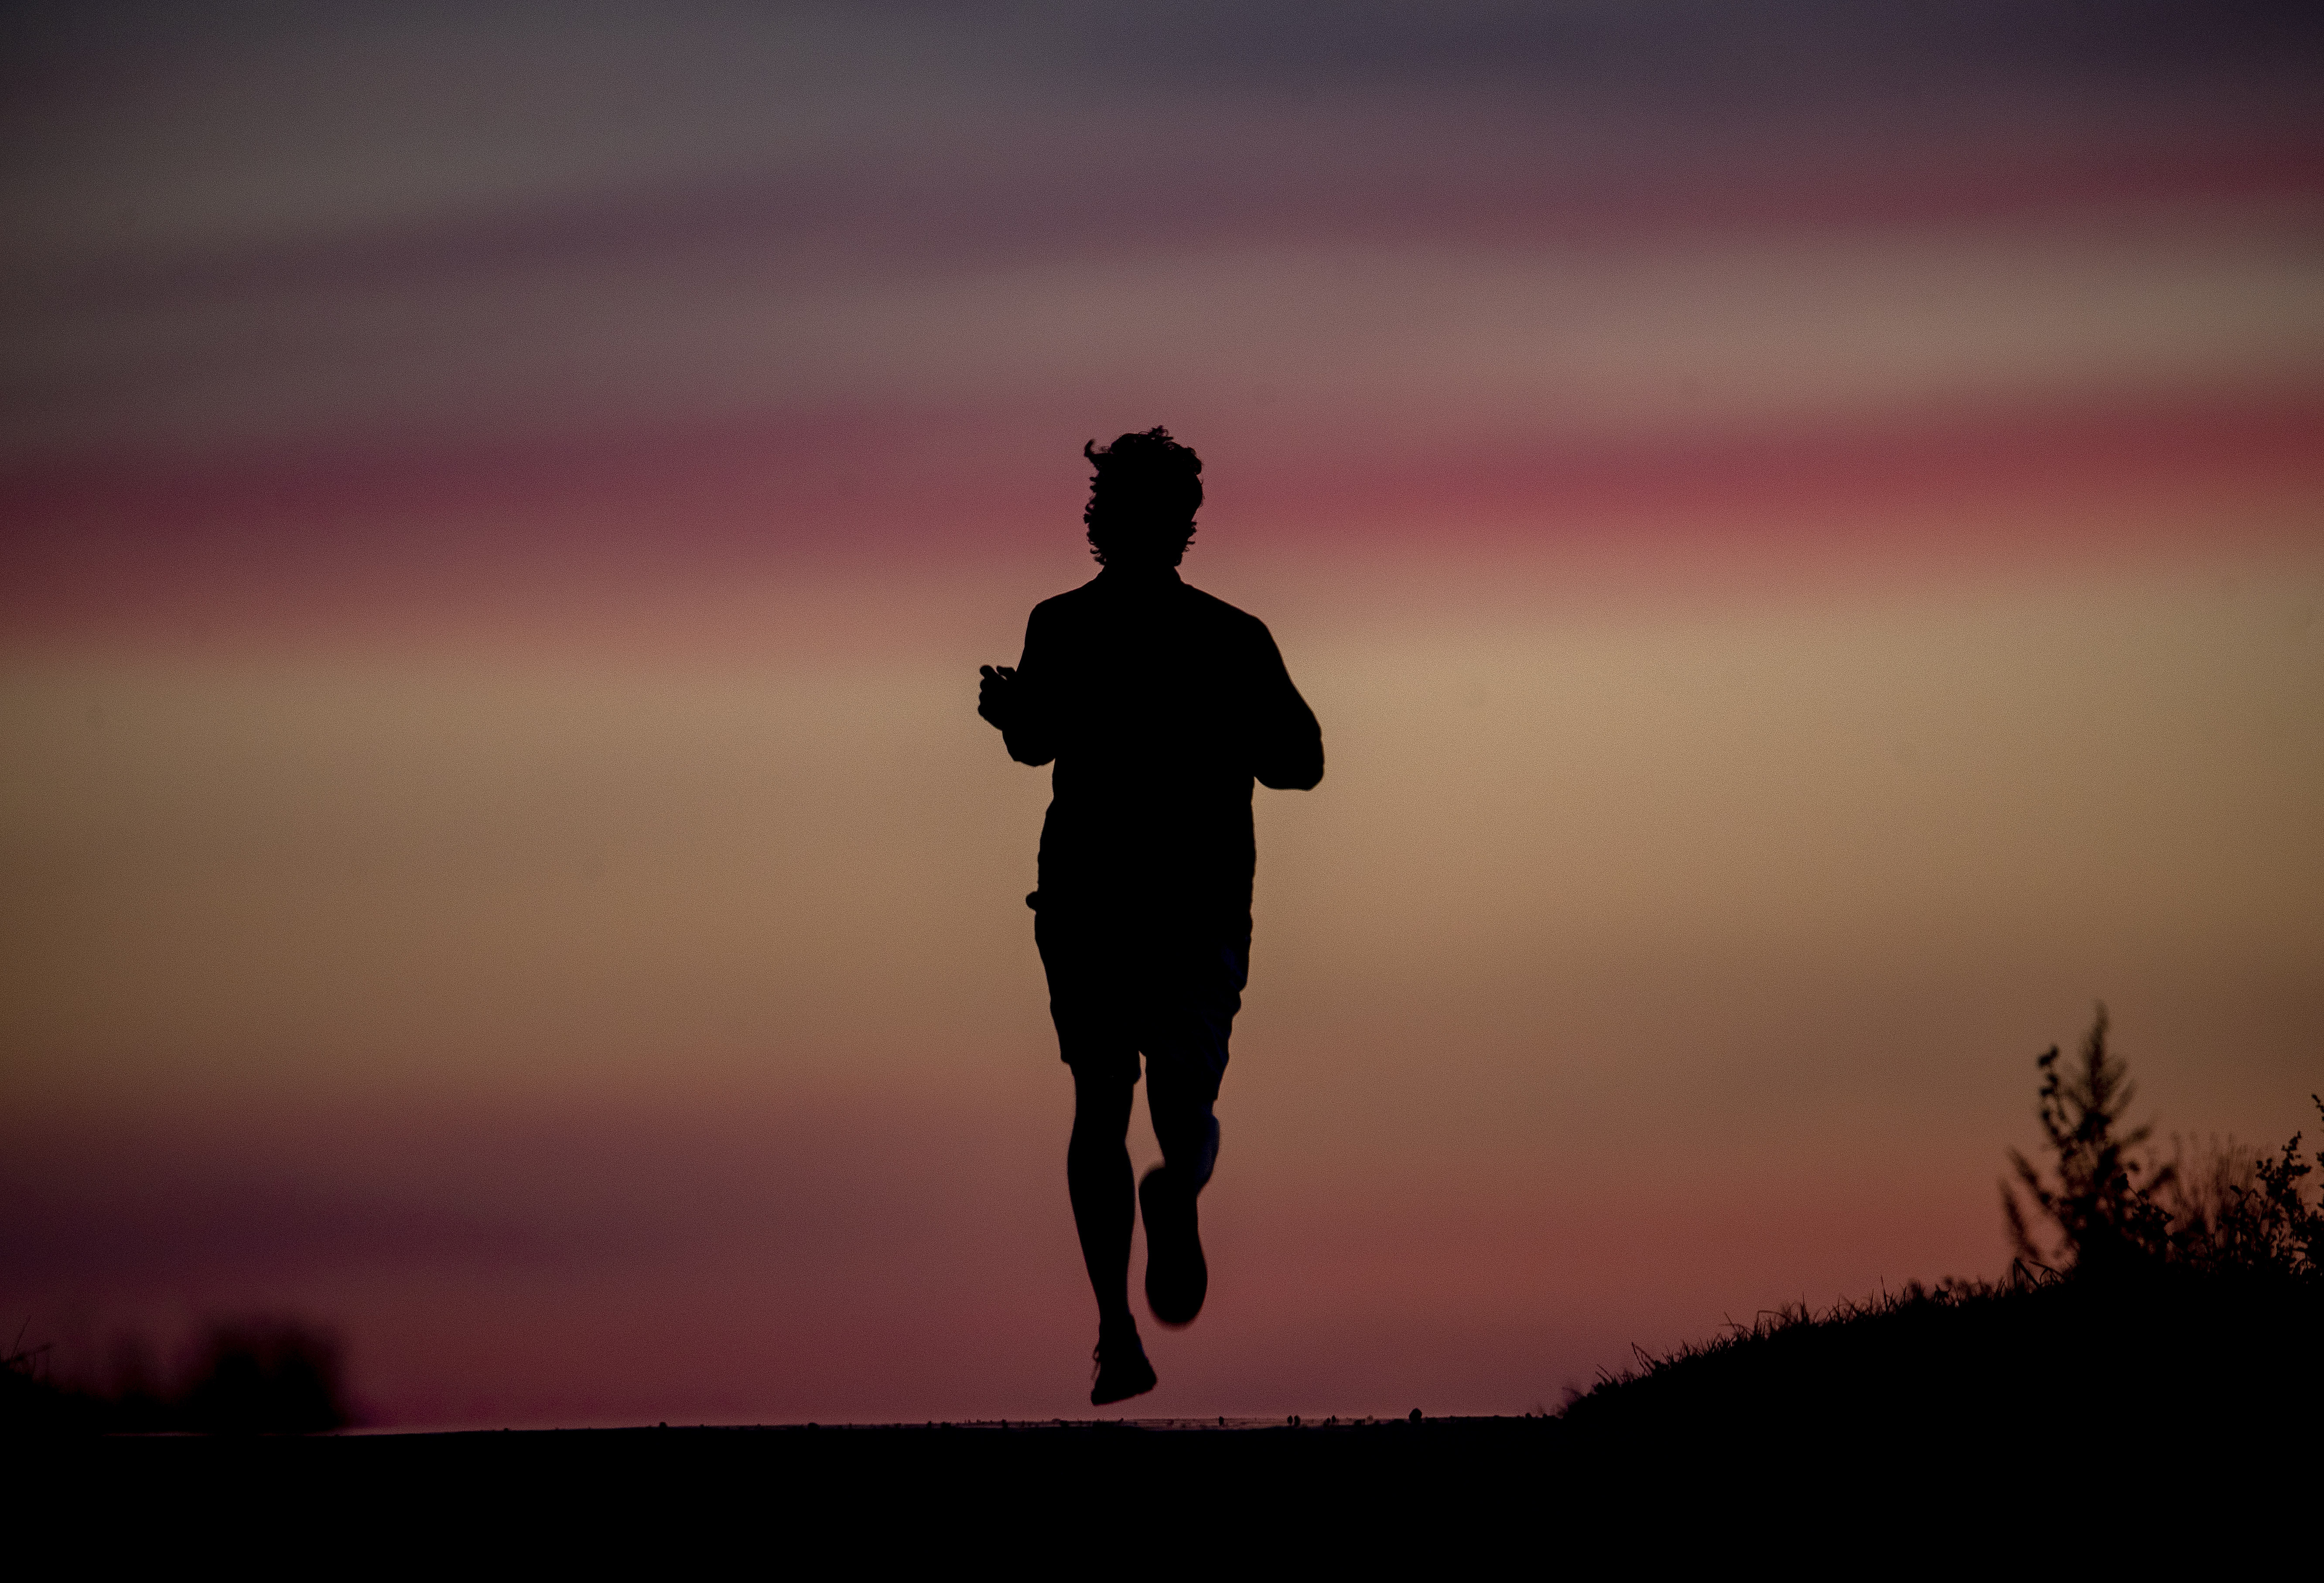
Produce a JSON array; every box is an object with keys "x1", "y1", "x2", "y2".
[
  {"x1": 1140, "y1": 1060, "x2": 1218, "y2": 1327},
  {"x1": 1149, "y1": 1086, "x2": 1220, "y2": 1191},
  {"x1": 1068, "y1": 1066, "x2": 1155, "y2": 1404},
  {"x1": 1066, "y1": 1067, "x2": 1135, "y2": 1328}
]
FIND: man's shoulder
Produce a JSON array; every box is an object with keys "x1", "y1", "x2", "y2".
[
  {"x1": 1029, "y1": 577, "x2": 1107, "y2": 624},
  {"x1": 1027, "y1": 575, "x2": 1275, "y2": 646},
  {"x1": 1178, "y1": 582, "x2": 1271, "y2": 638}
]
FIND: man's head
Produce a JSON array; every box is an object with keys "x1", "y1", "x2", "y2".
[{"x1": 1083, "y1": 427, "x2": 1203, "y2": 568}]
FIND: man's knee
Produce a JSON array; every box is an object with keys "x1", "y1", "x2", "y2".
[
  {"x1": 1145, "y1": 1063, "x2": 1215, "y2": 1149},
  {"x1": 1143, "y1": 1037, "x2": 1224, "y2": 1112},
  {"x1": 1069, "y1": 1066, "x2": 1135, "y2": 1134}
]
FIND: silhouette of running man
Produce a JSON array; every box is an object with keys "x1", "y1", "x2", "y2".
[{"x1": 978, "y1": 428, "x2": 1323, "y2": 1406}]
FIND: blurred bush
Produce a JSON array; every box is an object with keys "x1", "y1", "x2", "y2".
[
  {"x1": 177, "y1": 1321, "x2": 348, "y2": 1435},
  {"x1": 3, "y1": 1317, "x2": 350, "y2": 1436}
]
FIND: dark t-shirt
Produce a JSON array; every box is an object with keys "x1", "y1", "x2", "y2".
[{"x1": 1001, "y1": 567, "x2": 1323, "y2": 924}]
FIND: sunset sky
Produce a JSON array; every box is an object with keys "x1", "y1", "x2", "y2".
[{"x1": 4, "y1": 1, "x2": 2321, "y2": 1426}]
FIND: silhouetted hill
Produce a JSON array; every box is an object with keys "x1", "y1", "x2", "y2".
[{"x1": 1558, "y1": 1267, "x2": 2322, "y2": 1458}]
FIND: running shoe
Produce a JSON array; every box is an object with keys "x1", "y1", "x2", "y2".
[
  {"x1": 1090, "y1": 1321, "x2": 1157, "y2": 1406},
  {"x1": 1140, "y1": 1164, "x2": 1209, "y2": 1327}
]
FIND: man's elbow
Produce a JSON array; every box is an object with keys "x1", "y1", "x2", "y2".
[
  {"x1": 1258, "y1": 753, "x2": 1324, "y2": 791},
  {"x1": 1005, "y1": 731, "x2": 1057, "y2": 767}
]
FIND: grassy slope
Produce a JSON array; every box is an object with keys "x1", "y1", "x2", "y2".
[{"x1": 1558, "y1": 1268, "x2": 2322, "y2": 1457}]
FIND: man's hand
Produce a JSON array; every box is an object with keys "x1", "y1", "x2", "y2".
[{"x1": 977, "y1": 664, "x2": 1018, "y2": 729}]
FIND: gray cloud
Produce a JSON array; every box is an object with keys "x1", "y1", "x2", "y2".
[{"x1": 7, "y1": 0, "x2": 2316, "y2": 276}]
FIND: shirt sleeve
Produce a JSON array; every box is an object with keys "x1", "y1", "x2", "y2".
[
  {"x1": 1002, "y1": 606, "x2": 1061, "y2": 767},
  {"x1": 1249, "y1": 623, "x2": 1324, "y2": 791}
]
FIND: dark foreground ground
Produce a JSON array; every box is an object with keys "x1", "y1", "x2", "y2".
[
  {"x1": 10, "y1": 1273, "x2": 2316, "y2": 1559},
  {"x1": 19, "y1": 1416, "x2": 1602, "y2": 1563},
  {"x1": 0, "y1": 1415, "x2": 2006, "y2": 1563},
  {"x1": 11, "y1": 1403, "x2": 2309, "y2": 1562}
]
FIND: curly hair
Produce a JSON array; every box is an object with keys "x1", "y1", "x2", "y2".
[{"x1": 1082, "y1": 427, "x2": 1203, "y2": 566}]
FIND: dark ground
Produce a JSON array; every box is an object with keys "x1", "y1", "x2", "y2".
[
  {"x1": 10, "y1": 1275, "x2": 2314, "y2": 1559},
  {"x1": 0, "y1": 1415, "x2": 1921, "y2": 1563},
  {"x1": 10, "y1": 1403, "x2": 2306, "y2": 1563}
]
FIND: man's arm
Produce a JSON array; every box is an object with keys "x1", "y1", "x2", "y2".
[
  {"x1": 982, "y1": 610, "x2": 1060, "y2": 767},
  {"x1": 1249, "y1": 625, "x2": 1323, "y2": 790}
]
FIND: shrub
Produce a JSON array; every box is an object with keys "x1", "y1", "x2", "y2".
[
  {"x1": 2155, "y1": 1121, "x2": 2323, "y2": 1278},
  {"x1": 2002, "y1": 1003, "x2": 2321, "y2": 1281},
  {"x1": 2001, "y1": 1004, "x2": 2172, "y2": 1272}
]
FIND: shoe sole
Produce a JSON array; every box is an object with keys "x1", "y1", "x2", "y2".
[
  {"x1": 1140, "y1": 1166, "x2": 1208, "y2": 1327},
  {"x1": 1090, "y1": 1331, "x2": 1157, "y2": 1406},
  {"x1": 1090, "y1": 1362, "x2": 1156, "y2": 1407}
]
